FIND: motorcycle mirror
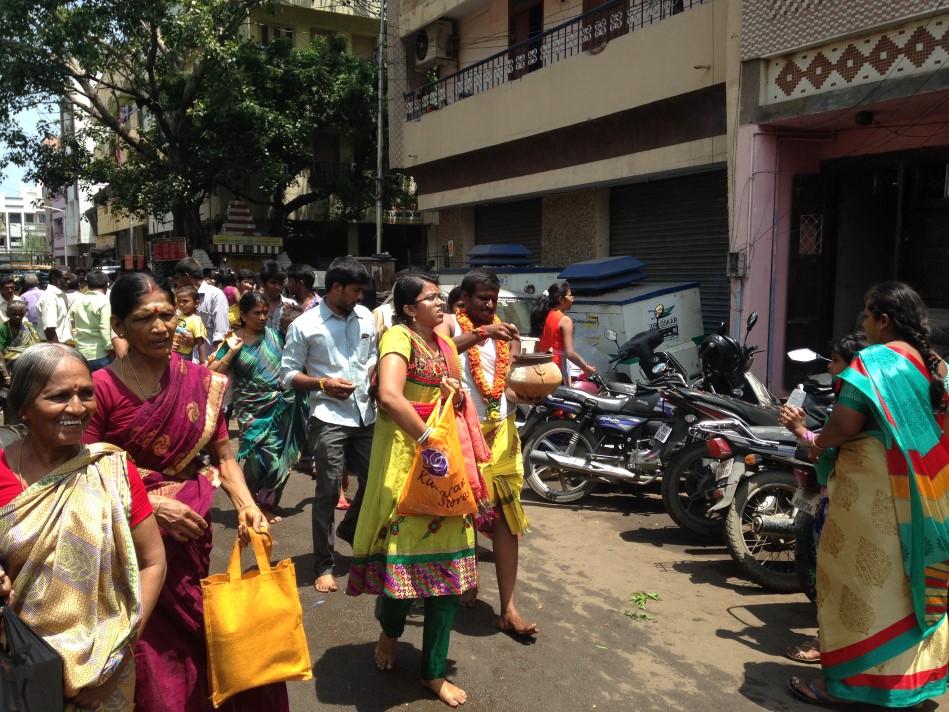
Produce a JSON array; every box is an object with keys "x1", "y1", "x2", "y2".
[
  {"x1": 746, "y1": 311, "x2": 758, "y2": 332},
  {"x1": 787, "y1": 348, "x2": 828, "y2": 363},
  {"x1": 605, "y1": 329, "x2": 618, "y2": 342}
]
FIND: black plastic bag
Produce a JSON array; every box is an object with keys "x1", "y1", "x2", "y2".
[{"x1": 0, "y1": 602, "x2": 64, "y2": 712}]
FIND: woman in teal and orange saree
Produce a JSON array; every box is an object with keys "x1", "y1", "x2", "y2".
[
  {"x1": 208, "y1": 291, "x2": 307, "y2": 520},
  {"x1": 788, "y1": 281, "x2": 949, "y2": 708}
]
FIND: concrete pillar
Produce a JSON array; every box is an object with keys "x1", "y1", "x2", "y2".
[
  {"x1": 540, "y1": 188, "x2": 609, "y2": 266},
  {"x1": 435, "y1": 207, "x2": 474, "y2": 268}
]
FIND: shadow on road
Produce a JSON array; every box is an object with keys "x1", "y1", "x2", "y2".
[
  {"x1": 313, "y1": 641, "x2": 457, "y2": 710},
  {"x1": 656, "y1": 558, "x2": 788, "y2": 597},
  {"x1": 619, "y1": 523, "x2": 722, "y2": 549},
  {"x1": 716, "y1": 600, "x2": 816, "y2": 657},
  {"x1": 521, "y1": 489, "x2": 665, "y2": 517}
]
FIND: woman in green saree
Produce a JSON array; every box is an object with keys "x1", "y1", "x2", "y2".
[
  {"x1": 209, "y1": 291, "x2": 307, "y2": 522},
  {"x1": 788, "y1": 282, "x2": 949, "y2": 708}
]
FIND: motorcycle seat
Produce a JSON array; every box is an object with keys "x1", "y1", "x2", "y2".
[
  {"x1": 606, "y1": 382, "x2": 639, "y2": 396},
  {"x1": 621, "y1": 392, "x2": 660, "y2": 416},
  {"x1": 689, "y1": 390, "x2": 780, "y2": 427},
  {"x1": 748, "y1": 426, "x2": 798, "y2": 445},
  {"x1": 582, "y1": 393, "x2": 629, "y2": 412}
]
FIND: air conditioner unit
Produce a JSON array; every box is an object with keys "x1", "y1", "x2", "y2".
[{"x1": 414, "y1": 20, "x2": 454, "y2": 71}]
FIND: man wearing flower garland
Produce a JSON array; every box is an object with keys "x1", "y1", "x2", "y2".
[{"x1": 438, "y1": 269, "x2": 539, "y2": 637}]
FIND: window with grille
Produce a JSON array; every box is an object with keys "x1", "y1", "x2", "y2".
[{"x1": 799, "y1": 213, "x2": 823, "y2": 255}]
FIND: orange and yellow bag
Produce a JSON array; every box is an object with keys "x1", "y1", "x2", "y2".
[
  {"x1": 397, "y1": 393, "x2": 479, "y2": 518},
  {"x1": 201, "y1": 530, "x2": 312, "y2": 708}
]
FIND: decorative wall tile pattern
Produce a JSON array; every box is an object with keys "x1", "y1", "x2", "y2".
[
  {"x1": 763, "y1": 13, "x2": 949, "y2": 104},
  {"x1": 742, "y1": 0, "x2": 949, "y2": 60}
]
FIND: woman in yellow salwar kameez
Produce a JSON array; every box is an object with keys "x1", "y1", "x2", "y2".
[
  {"x1": 788, "y1": 282, "x2": 949, "y2": 708},
  {"x1": 348, "y1": 272, "x2": 477, "y2": 708}
]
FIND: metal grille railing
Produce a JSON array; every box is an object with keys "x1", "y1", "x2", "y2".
[{"x1": 404, "y1": 0, "x2": 705, "y2": 121}]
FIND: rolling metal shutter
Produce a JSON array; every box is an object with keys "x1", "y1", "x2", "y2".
[
  {"x1": 475, "y1": 199, "x2": 542, "y2": 262},
  {"x1": 610, "y1": 169, "x2": 729, "y2": 333}
]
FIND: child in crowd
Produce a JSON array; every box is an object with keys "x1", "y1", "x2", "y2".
[{"x1": 174, "y1": 285, "x2": 208, "y2": 363}]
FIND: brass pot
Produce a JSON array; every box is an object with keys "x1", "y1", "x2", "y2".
[{"x1": 506, "y1": 352, "x2": 562, "y2": 400}]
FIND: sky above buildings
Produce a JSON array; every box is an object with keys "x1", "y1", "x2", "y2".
[{"x1": 0, "y1": 107, "x2": 40, "y2": 195}]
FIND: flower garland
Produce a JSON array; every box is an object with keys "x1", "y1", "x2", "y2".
[{"x1": 457, "y1": 310, "x2": 511, "y2": 419}]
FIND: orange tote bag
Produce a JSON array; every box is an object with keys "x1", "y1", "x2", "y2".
[{"x1": 397, "y1": 392, "x2": 479, "y2": 518}]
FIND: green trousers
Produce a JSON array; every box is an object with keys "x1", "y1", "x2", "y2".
[{"x1": 376, "y1": 595, "x2": 460, "y2": 680}]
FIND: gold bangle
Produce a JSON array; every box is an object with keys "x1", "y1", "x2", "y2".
[{"x1": 318, "y1": 377, "x2": 328, "y2": 391}]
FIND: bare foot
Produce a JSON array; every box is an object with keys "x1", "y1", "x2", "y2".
[
  {"x1": 422, "y1": 678, "x2": 467, "y2": 707},
  {"x1": 374, "y1": 632, "x2": 397, "y2": 671},
  {"x1": 314, "y1": 574, "x2": 338, "y2": 593},
  {"x1": 460, "y1": 587, "x2": 478, "y2": 609},
  {"x1": 259, "y1": 506, "x2": 283, "y2": 524},
  {"x1": 498, "y1": 610, "x2": 538, "y2": 637}
]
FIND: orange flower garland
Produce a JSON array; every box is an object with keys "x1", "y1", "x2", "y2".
[{"x1": 457, "y1": 310, "x2": 511, "y2": 417}]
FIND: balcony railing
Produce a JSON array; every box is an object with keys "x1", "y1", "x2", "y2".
[{"x1": 404, "y1": 0, "x2": 705, "y2": 121}]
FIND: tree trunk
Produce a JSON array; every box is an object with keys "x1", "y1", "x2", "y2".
[
  {"x1": 269, "y1": 187, "x2": 286, "y2": 237},
  {"x1": 174, "y1": 202, "x2": 209, "y2": 254}
]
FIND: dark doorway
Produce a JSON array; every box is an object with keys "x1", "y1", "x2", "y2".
[
  {"x1": 784, "y1": 174, "x2": 838, "y2": 388},
  {"x1": 784, "y1": 163, "x2": 901, "y2": 387},
  {"x1": 509, "y1": 0, "x2": 543, "y2": 79}
]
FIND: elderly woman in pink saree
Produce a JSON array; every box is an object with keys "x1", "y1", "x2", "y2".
[{"x1": 83, "y1": 273, "x2": 288, "y2": 712}]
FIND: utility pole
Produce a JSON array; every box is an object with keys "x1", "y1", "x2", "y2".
[{"x1": 375, "y1": 0, "x2": 387, "y2": 255}]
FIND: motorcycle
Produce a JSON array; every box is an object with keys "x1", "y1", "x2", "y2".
[
  {"x1": 699, "y1": 312, "x2": 777, "y2": 408},
  {"x1": 520, "y1": 328, "x2": 688, "y2": 503},
  {"x1": 682, "y1": 418, "x2": 809, "y2": 592},
  {"x1": 657, "y1": 331, "x2": 833, "y2": 538}
]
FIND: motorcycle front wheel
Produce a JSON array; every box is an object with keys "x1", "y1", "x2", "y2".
[
  {"x1": 724, "y1": 470, "x2": 801, "y2": 593},
  {"x1": 660, "y1": 441, "x2": 725, "y2": 538},
  {"x1": 523, "y1": 420, "x2": 598, "y2": 503}
]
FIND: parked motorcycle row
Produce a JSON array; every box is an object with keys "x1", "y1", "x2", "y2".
[{"x1": 517, "y1": 313, "x2": 834, "y2": 595}]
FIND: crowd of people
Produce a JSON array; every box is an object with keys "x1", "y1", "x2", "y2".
[
  {"x1": 3, "y1": 254, "x2": 949, "y2": 710},
  {"x1": 0, "y1": 256, "x2": 541, "y2": 710}
]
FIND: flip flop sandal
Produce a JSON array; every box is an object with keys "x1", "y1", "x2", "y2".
[
  {"x1": 785, "y1": 642, "x2": 821, "y2": 664},
  {"x1": 786, "y1": 677, "x2": 847, "y2": 709}
]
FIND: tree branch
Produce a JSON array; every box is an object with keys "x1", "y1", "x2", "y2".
[{"x1": 283, "y1": 189, "x2": 330, "y2": 215}]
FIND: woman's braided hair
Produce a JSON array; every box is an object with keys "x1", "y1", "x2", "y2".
[{"x1": 865, "y1": 281, "x2": 946, "y2": 412}]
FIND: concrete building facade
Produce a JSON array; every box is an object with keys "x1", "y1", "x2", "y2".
[{"x1": 389, "y1": 0, "x2": 740, "y2": 330}]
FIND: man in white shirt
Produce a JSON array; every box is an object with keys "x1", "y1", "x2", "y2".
[
  {"x1": 259, "y1": 261, "x2": 297, "y2": 334},
  {"x1": 174, "y1": 257, "x2": 229, "y2": 351},
  {"x1": 37, "y1": 268, "x2": 72, "y2": 343},
  {"x1": 280, "y1": 257, "x2": 376, "y2": 594}
]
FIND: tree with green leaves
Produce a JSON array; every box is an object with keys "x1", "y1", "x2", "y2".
[{"x1": 0, "y1": 1, "x2": 382, "y2": 249}]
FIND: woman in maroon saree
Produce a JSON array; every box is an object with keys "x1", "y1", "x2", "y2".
[{"x1": 84, "y1": 273, "x2": 289, "y2": 712}]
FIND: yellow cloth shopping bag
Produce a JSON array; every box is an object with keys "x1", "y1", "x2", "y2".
[{"x1": 201, "y1": 530, "x2": 312, "y2": 707}]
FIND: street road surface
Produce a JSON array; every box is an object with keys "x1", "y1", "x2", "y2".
[{"x1": 209, "y1": 469, "x2": 941, "y2": 711}]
